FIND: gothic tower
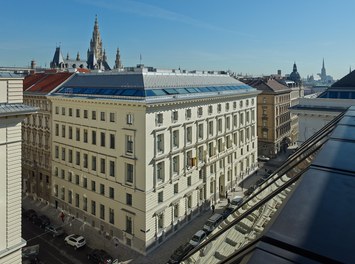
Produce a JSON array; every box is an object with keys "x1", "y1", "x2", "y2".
[{"x1": 114, "y1": 48, "x2": 123, "y2": 69}]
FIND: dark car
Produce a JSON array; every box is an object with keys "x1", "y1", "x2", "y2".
[
  {"x1": 33, "y1": 215, "x2": 50, "y2": 228},
  {"x1": 87, "y1": 249, "x2": 114, "y2": 264},
  {"x1": 169, "y1": 242, "x2": 194, "y2": 264},
  {"x1": 221, "y1": 207, "x2": 235, "y2": 219},
  {"x1": 24, "y1": 209, "x2": 37, "y2": 220}
]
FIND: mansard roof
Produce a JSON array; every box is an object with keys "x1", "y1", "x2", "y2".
[{"x1": 24, "y1": 72, "x2": 74, "y2": 94}]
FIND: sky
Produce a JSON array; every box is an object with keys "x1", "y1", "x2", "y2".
[{"x1": 1, "y1": 0, "x2": 355, "y2": 79}]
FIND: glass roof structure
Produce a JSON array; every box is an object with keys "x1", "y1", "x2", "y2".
[
  {"x1": 51, "y1": 70, "x2": 257, "y2": 102},
  {"x1": 182, "y1": 106, "x2": 355, "y2": 264}
]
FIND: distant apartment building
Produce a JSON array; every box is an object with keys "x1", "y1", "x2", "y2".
[
  {"x1": 243, "y1": 78, "x2": 292, "y2": 157},
  {"x1": 0, "y1": 73, "x2": 37, "y2": 263},
  {"x1": 22, "y1": 72, "x2": 74, "y2": 203},
  {"x1": 48, "y1": 66, "x2": 260, "y2": 253}
]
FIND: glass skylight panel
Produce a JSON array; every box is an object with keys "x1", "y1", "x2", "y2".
[{"x1": 164, "y1": 88, "x2": 178, "y2": 94}]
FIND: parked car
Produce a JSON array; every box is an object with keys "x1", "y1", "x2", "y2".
[
  {"x1": 45, "y1": 225, "x2": 64, "y2": 237},
  {"x1": 33, "y1": 215, "x2": 50, "y2": 228},
  {"x1": 23, "y1": 209, "x2": 37, "y2": 220},
  {"x1": 228, "y1": 196, "x2": 243, "y2": 210},
  {"x1": 22, "y1": 244, "x2": 39, "y2": 263},
  {"x1": 64, "y1": 234, "x2": 86, "y2": 250},
  {"x1": 87, "y1": 249, "x2": 115, "y2": 264},
  {"x1": 258, "y1": 155, "x2": 270, "y2": 161},
  {"x1": 189, "y1": 230, "x2": 207, "y2": 247},
  {"x1": 221, "y1": 207, "x2": 235, "y2": 219},
  {"x1": 168, "y1": 242, "x2": 194, "y2": 263},
  {"x1": 244, "y1": 186, "x2": 256, "y2": 196},
  {"x1": 203, "y1": 214, "x2": 224, "y2": 234}
]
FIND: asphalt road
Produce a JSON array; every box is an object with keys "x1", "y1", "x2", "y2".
[{"x1": 22, "y1": 218, "x2": 92, "y2": 264}]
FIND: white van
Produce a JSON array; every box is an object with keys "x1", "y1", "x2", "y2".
[{"x1": 203, "y1": 214, "x2": 223, "y2": 234}]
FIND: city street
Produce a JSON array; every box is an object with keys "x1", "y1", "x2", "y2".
[{"x1": 22, "y1": 218, "x2": 91, "y2": 264}]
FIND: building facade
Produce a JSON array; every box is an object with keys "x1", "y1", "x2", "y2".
[
  {"x1": 0, "y1": 73, "x2": 37, "y2": 263},
  {"x1": 244, "y1": 78, "x2": 292, "y2": 157},
  {"x1": 22, "y1": 72, "x2": 74, "y2": 202},
  {"x1": 48, "y1": 67, "x2": 260, "y2": 253}
]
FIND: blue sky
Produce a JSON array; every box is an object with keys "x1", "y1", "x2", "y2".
[{"x1": 1, "y1": 0, "x2": 355, "y2": 79}]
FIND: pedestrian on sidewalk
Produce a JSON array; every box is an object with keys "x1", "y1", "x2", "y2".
[
  {"x1": 227, "y1": 197, "x2": 231, "y2": 204},
  {"x1": 211, "y1": 204, "x2": 215, "y2": 214}
]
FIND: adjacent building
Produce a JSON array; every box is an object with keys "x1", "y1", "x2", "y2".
[
  {"x1": 243, "y1": 78, "x2": 292, "y2": 157},
  {"x1": 291, "y1": 69, "x2": 355, "y2": 144},
  {"x1": 22, "y1": 72, "x2": 74, "y2": 202},
  {"x1": 0, "y1": 72, "x2": 37, "y2": 263},
  {"x1": 48, "y1": 66, "x2": 260, "y2": 253}
]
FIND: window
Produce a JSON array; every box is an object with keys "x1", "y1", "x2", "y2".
[
  {"x1": 218, "y1": 119, "x2": 222, "y2": 133},
  {"x1": 262, "y1": 108, "x2": 267, "y2": 115},
  {"x1": 109, "y1": 187, "x2": 114, "y2": 199},
  {"x1": 208, "y1": 142, "x2": 214, "y2": 157},
  {"x1": 84, "y1": 110, "x2": 88, "y2": 119},
  {"x1": 186, "y1": 109, "x2": 191, "y2": 119},
  {"x1": 233, "y1": 102, "x2": 237, "y2": 109},
  {"x1": 198, "y1": 107, "x2": 203, "y2": 116},
  {"x1": 262, "y1": 120, "x2": 267, "y2": 126},
  {"x1": 208, "y1": 121, "x2": 214, "y2": 136},
  {"x1": 186, "y1": 126, "x2": 192, "y2": 143},
  {"x1": 100, "y1": 158, "x2": 105, "y2": 174},
  {"x1": 100, "y1": 112, "x2": 105, "y2": 121},
  {"x1": 186, "y1": 150, "x2": 193, "y2": 167},
  {"x1": 83, "y1": 154, "x2": 88, "y2": 168},
  {"x1": 109, "y1": 112, "x2": 115, "y2": 122},
  {"x1": 61, "y1": 147, "x2": 65, "y2": 161},
  {"x1": 91, "y1": 201, "x2": 96, "y2": 215},
  {"x1": 83, "y1": 129, "x2": 88, "y2": 143},
  {"x1": 92, "y1": 111, "x2": 96, "y2": 120},
  {"x1": 240, "y1": 100, "x2": 243, "y2": 108},
  {"x1": 91, "y1": 180, "x2": 96, "y2": 192},
  {"x1": 187, "y1": 195, "x2": 192, "y2": 209},
  {"x1": 126, "y1": 216, "x2": 132, "y2": 234},
  {"x1": 61, "y1": 187, "x2": 65, "y2": 200},
  {"x1": 75, "y1": 193, "x2": 80, "y2": 207},
  {"x1": 208, "y1": 105, "x2": 213, "y2": 115},
  {"x1": 158, "y1": 213, "x2": 164, "y2": 229},
  {"x1": 127, "y1": 114, "x2": 133, "y2": 125},
  {"x1": 240, "y1": 113, "x2": 244, "y2": 125},
  {"x1": 100, "y1": 132, "x2": 105, "y2": 147},
  {"x1": 198, "y1": 123, "x2": 204, "y2": 139},
  {"x1": 100, "y1": 204, "x2": 105, "y2": 220},
  {"x1": 68, "y1": 149, "x2": 72, "y2": 163},
  {"x1": 76, "y1": 151, "x2": 80, "y2": 166},
  {"x1": 55, "y1": 106, "x2": 59, "y2": 115},
  {"x1": 109, "y1": 208, "x2": 114, "y2": 224},
  {"x1": 174, "y1": 183, "x2": 178, "y2": 194},
  {"x1": 263, "y1": 97, "x2": 267, "y2": 104},
  {"x1": 198, "y1": 146, "x2": 204, "y2": 162},
  {"x1": 172, "y1": 130, "x2": 179, "y2": 148},
  {"x1": 126, "y1": 163, "x2": 133, "y2": 183},
  {"x1": 83, "y1": 177, "x2": 87, "y2": 188},
  {"x1": 75, "y1": 174, "x2": 79, "y2": 185},
  {"x1": 83, "y1": 197, "x2": 87, "y2": 211},
  {"x1": 157, "y1": 162, "x2": 164, "y2": 182},
  {"x1": 61, "y1": 125, "x2": 66, "y2": 138},
  {"x1": 100, "y1": 184, "x2": 105, "y2": 195},
  {"x1": 156, "y1": 113, "x2": 163, "y2": 125},
  {"x1": 263, "y1": 131, "x2": 268, "y2": 138},
  {"x1": 157, "y1": 134, "x2": 164, "y2": 153},
  {"x1": 158, "y1": 191, "x2": 163, "y2": 203},
  {"x1": 217, "y1": 104, "x2": 221, "y2": 113},
  {"x1": 173, "y1": 156, "x2": 179, "y2": 174},
  {"x1": 226, "y1": 116, "x2": 230, "y2": 130},
  {"x1": 126, "y1": 193, "x2": 132, "y2": 205},
  {"x1": 76, "y1": 109, "x2": 80, "y2": 118},
  {"x1": 126, "y1": 135, "x2": 133, "y2": 153},
  {"x1": 54, "y1": 184, "x2": 58, "y2": 197},
  {"x1": 69, "y1": 126, "x2": 73, "y2": 139},
  {"x1": 55, "y1": 124, "x2": 59, "y2": 136},
  {"x1": 187, "y1": 176, "x2": 191, "y2": 186},
  {"x1": 174, "y1": 204, "x2": 179, "y2": 218},
  {"x1": 172, "y1": 111, "x2": 178, "y2": 122},
  {"x1": 226, "y1": 103, "x2": 230, "y2": 111},
  {"x1": 55, "y1": 146, "x2": 59, "y2": 159},
  {"x1": 69, "y1": 108, "x2": 73, "y2": 116},
  {"x1": 92, "y1": 131, "x2": 96, "y2": 145},
  {"x1": 68, "y1": 190, "x2": 72, "y2": 204},
  {"x1": 109, "y1": 161, "x2": 115, "y2": 177},
  {"x1": 110, "y1": 134, "x2": 115, "y2": 149},
  {"x1": 233, "y1": 115, "x2": 238, "y2": 127},
  {"x1": 92, "y1": 156, "x2": 97, "y2": 171},
  {"x1": 76, "y1": 128, "x2": 80, "y2": 141}
]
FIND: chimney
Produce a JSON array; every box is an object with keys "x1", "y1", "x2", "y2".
[{"x1": 277, "y1": 69, "x2": 281, "y2": 76}]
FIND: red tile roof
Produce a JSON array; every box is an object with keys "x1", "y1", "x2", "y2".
[{"x1": 24, "y1": 72, "x2": 74, "y2": 93}]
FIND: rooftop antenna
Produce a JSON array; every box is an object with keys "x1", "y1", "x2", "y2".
[{"x1": 139, "y1": 53, "x2": 142, "y2": 65}]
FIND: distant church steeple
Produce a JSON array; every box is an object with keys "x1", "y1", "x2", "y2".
[
  {"x1": 114, "y1": 48, "x2": 123, "y2": 69},
  {"x1": 318, "y1": 58, "x2": 327, "y2": 81},
  {"x1": 87, "y1": 15, "x2": 111, "y2": 70}
]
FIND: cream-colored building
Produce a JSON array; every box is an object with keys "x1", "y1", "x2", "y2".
[
  {"x1": 49, "y1": 67, "x2": 260, "y2": 253},
  {"x1": 22, "y1": 72, "x2": 74, "y2": 203},
  {"x1": 0, "y1": 73, "x2": 37, "y2": 263}
]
